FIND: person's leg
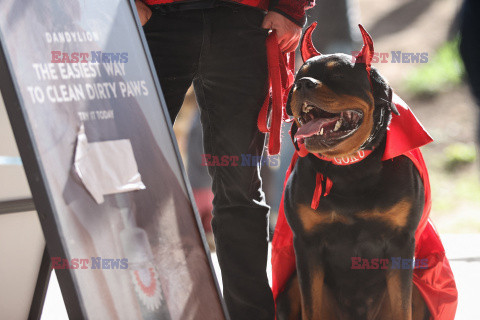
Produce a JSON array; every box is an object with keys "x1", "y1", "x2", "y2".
[
  {"x1": 460, "y1": 0, "x2": 480, "y2": 145},
  {"x1": 187, "y1": 112, "x2": 214, "y2": 230},
  {"x1": 186, "y1": 112, "x2": 215, "y2": 249},
  {"x1": 306, "y1": 0, "x2": 359, "y2": 54},
  {"x1": 192, "y1": 4, "x2": 274, "y2": 320},
  {"x1": 142, "y1": 8, "x2": 203, "y2": 121}
]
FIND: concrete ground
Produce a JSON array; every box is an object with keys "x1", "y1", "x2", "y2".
[
  {"x1": 211, "y1": 235, "x2": 480, "y2": 320},
  {"x1": 41, "y1": 234, "x2": 479, "y2": 319}
]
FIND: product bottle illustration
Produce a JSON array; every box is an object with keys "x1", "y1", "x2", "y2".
[{"x1": 115, "y1": 194, "x2": 172, "y2": 320}]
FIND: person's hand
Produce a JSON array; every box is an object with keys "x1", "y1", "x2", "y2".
[
  {"x1": 135, "y1": 0, "x2": 152, "y2": 26},
  {"x1": 262, "y1": 11, "x2": 302, "y2": 53}
]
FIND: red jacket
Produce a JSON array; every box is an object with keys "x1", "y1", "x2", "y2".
[
  {"x1": 271, "y1": 94, "x2": 458, "y2": 319},
  {"x1": 142, "y1": 0, "x2": 314, "y2": 26}
]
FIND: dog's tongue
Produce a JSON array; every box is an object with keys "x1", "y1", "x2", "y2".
[{"x1": 295, "y1": 118, "x2": 337, "y2": 139}]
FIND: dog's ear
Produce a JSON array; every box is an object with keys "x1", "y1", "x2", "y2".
[
  {"x1": 387, "y1": 87, "x2": 399, "y2": 115},
  {"x1": 370, "y1": 67, "x2": 399, "y2": 115},
  {"x1": 356, "y1": 24, "x2": 398, "y2": 117},
  {"x1": 353, "y1": 25, "x2": 399, "y2": 117}
]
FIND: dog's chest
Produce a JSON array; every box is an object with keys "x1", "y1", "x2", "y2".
[
  {"x1": 284, "y1": 158, "x2": 415, "y2": 259},
  {"x1": 294, "y1": 197, "x2": 412, "y2": 236}
]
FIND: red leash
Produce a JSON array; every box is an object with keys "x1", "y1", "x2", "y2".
[{"x1": 257, "y1": 31, "x2": 295, "y2": 155}]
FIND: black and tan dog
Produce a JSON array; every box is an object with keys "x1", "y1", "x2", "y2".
[{"x1": 275, "y1": 25, "x2": 430, "y2": 320}]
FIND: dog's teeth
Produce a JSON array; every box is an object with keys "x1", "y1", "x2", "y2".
[
  {"x1": 320, "y1": 128, "x2": 324, "y2": 135},
  {"x1": 302, "y1": 102, "x2": 313, "y2": 113},
  {"x1": 334, "y1": 119, "x2": 342, "y2": 132},
  {"x1": 302, "y1": 102, "x2": 308, "y2": 113}
]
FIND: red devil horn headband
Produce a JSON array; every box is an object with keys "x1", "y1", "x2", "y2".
[
  {"x1": 300, "y1": 23, "x2": 375, "y2": 82},
  {"x1": 300, "y1": 22, "x2": 321, "y2": 62},
  {"x1": 355, "y1": 24, "x2": 374, "y2": 81}
]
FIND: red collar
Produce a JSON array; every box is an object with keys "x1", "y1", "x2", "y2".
[
  {"x1": 296, "y1": 140, "x2": 373, "y2": 166},
  {"x1": 314, "y1": 150, "x2": 373, "y2": 165}
]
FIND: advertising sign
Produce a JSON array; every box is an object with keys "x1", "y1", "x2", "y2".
[{"x1": 0, "y1": 1, "x2": 227, "y2": 319}]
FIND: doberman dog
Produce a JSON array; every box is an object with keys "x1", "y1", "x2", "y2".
[{"x1": 275, "y1": 24, "x2": 430, "y2": 320}]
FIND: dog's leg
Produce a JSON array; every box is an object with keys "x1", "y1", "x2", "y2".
[
  {"x1": 294, "y1": 243, "x2": 339, "y2": 320},
  {"x1": 306, "y1": 267, "x2": 325, "y2": 320},
  {"x1": 385, "y1": 269, "x2": 413, "y2": 320},
  {"x1": 293, "y1": 242, "x2": 323, "y2": 320},
  {"x1": 299, "y1": 267, "x2": 325, "y2": 320},
  {"x1": 412, "y1": 284, "x2": 429, "y2": 320},
  {"x1": 276, "y1": 272, "x2": 302, "y2": 320}
]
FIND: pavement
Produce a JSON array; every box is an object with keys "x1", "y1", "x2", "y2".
[
  {"x1": 41, "y1": 234, "x2": 480, "y2": 319},
  {"x1": 210, "y1": 234, "x2": 480, "y2": 320}
]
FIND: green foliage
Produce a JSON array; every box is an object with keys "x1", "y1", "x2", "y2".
[
  {"x1": 443, "y1": 143, "x2": 477, "y2": 171},
  {"x1": 404, "y1": 38, "x2": 465, "y2": 96}
]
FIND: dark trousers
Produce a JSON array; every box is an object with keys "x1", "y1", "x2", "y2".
[
  {"x1": 460, "y1": 0, "x2": 480, "y2": 143},
  {"x1": 143, "y1": 4, "x2": 274, "y2": 320}
]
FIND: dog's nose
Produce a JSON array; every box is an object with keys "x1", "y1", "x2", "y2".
[{"x1": 295, "y1": 77, "x2": 320, "y2": 91}]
